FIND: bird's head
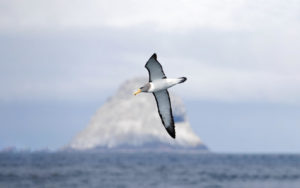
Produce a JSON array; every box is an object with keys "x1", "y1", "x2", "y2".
[{"x1": 134, "y1": 83, "x2": 151, "y2": 95}]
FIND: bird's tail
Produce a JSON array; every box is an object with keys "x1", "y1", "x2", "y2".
[{"x1": 178, "y1": 77, "x2": 187, "y2": 83}]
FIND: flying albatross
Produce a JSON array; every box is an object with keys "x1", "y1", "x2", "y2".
[{"x1": 134, "y1": 53, "x2": 187, "y2": 139}]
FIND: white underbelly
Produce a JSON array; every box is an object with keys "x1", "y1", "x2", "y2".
[{"x1": 148, "y1": 78, "x2": 180, "y2": 92}]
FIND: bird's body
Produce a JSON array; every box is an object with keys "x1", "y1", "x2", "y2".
[
  {"x1": 134, "y1": 53, "x2": 187, "y2": 139},
  {"x1": 147, "y1": 78, "x2": 185, "y2": 93}
]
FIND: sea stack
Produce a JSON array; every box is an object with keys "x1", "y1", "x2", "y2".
[{"x1": 68, "y1": 78, "x2": 207, "y2": 151}]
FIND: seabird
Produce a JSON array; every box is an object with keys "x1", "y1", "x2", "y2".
[{"x1": 134, "y1": 53, "x2": 187, "y2": 139}]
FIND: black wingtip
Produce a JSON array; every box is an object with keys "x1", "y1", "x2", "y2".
[
  {"x1": 179, "y1": 77, "x2": 187, "y2": 83},
  {"x1": 166, "y1": 126, "x2": 176, "y2": 139},
  {"x1": 151, "y1": 53, "x2": 157, "y2": 60}
]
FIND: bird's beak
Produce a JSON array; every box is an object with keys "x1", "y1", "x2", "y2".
[{"x1": 134, "y1": 89, "x2": 142, "y2": 96}]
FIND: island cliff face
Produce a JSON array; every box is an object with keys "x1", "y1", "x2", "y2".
[{"x1": 68, "y1": 78, "x2": 207, "y2": 151}]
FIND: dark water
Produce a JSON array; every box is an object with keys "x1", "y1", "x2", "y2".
[{"x1": 1, "y1": 152, "x2": 300, "y2": 188}]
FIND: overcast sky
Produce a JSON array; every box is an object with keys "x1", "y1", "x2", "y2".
[{"x1": 0, "y1": 0, "x2": 300, "y2": 152}]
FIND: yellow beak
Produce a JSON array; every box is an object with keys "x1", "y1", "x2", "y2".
[{"x1": 134, "y1": 89, "x2": 142, "y2": 96}]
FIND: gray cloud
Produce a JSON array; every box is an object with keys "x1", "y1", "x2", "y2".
[
  {"x1": 0, "y1": 0, "x2": 299, "y2": 31},
  {"x1": 0, "y1": 0, "x2": 299, "y2": 104},
  {"x1": 0, "y1": 26, "x2": 300, "y2": 104}
]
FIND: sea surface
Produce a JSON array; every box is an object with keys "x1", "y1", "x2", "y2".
[{"x1": 0, "y1": 151, "x2": 300, "y2": 188}]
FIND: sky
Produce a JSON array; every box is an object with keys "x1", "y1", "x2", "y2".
[{"x1": 0, "y1": 0, "x2": 300, "y2": 152}]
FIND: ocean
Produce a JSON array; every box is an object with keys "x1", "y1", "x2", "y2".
[{"x1": 0, "y1": 152, "x2": 300, "y2": 188}]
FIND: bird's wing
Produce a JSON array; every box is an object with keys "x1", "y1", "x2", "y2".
[
  {"x1": 153, "y1": 90, "x2": 175, "y2": 138},
  {"x1": 145, "y1": 53, "x2": 166, "y2": 82}
]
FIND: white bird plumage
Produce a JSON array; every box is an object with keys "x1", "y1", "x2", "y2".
[
  {"x1": 148, "y1": 78, "x2": 185, "y2": 92},
  {"x1": 134, "y1": 53, "x2": 187, "y2": 138}
]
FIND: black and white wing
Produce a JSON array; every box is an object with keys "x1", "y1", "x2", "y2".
[
  {"x1": 153, "y1": 90, "x2": 175, "y2": 138},
  {"x1": 145, "y1": 53, "x2": 166, "y2": 82}
]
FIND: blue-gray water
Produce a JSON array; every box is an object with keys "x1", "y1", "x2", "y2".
[{"x1": 1, "y1": 152, "x2": 300, "y2": 188}]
